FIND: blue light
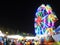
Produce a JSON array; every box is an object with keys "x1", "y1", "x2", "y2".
[{"x1": 55, "y1": 26, "x2": 60, "y2": 32}]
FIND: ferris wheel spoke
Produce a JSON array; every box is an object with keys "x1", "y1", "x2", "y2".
[
  {"x1": 42, "y1": 15, "x2": 48, "y2": 20},
  {"x1": 41, "y1": 22, "x2": 48, "y2": 28}
]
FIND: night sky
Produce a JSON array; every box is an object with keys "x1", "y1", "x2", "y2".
[{"x1": 0, "y1": 0, "x2": 60, "y2": 34}]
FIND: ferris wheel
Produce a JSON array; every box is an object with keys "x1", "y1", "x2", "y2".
[{"x1": 34, "y1": 4, "x2": 58, "y2": 36}]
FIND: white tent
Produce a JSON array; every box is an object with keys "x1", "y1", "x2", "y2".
[
  {"x1": 0, "y1": 31, "x2": 5, "y2": 37},
  {"x1": 7, "y1": 35, "x2": 23, "y2": 40},
  {"x1": 25, "y1": 36, "x2": 36, "y2": 40},
  {"x1": 52, "y1": 34, "x2": 60, "y2": 42}
]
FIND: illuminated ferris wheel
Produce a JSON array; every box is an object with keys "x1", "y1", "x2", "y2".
[{"x1": 34, "y1": 4, "x2": 58, "y2": 36}]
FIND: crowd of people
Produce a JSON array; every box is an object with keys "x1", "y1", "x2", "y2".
[{"x1": 0, "y1": 35, "x2": 55, "y2": 45}]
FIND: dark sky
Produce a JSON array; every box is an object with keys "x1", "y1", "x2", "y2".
[{"x1": 0, "y1": 0, "x2": 60, "y2": 34}]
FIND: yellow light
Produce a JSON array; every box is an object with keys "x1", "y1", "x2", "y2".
[
  {"x1": 46, "y1": 5, "x2": 52, "y2": 11},
  {"x1": 48, "y1": 14, "x2": 57, "y2": 21},
  {"x1": 46, "y1": 28, "x2": 53, "y2": 35},
  {"x1": 6, "y1": 32, "x2": 8, "y2": 34}
]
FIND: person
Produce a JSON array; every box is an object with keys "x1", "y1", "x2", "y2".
[
  {"x1": 0, "y1": 42, "x2": 2, "y2": 45},
  {"x1": 3, "y1": 38, "x2": 6, "y2": 45},
  {"x1": 11, "y1": 42, "x2": 16, "y2": 45},
  {"x1": 8, "y1": 39, "x2": 12, "y2": 45},
  {"x1": 20, "y1": 42, "x2": 23, "y2": 45},
  {"x1": 6, "y1": 40, "x2": 9, "y2": 45}
]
